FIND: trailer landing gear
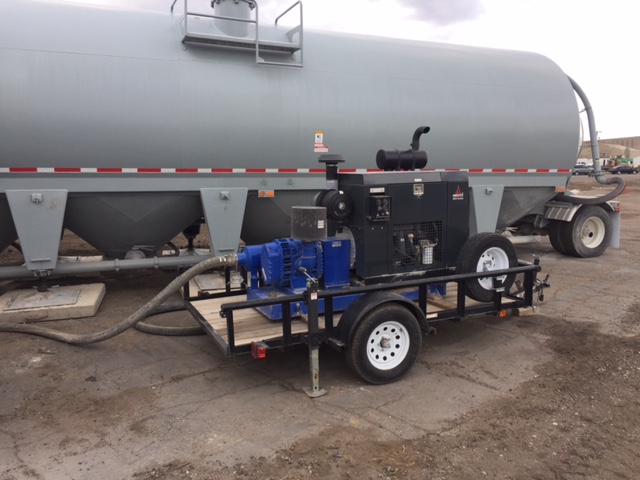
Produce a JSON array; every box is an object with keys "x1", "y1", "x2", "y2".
[{"x1": 302, "y1": 280, "x2": 327, "y2": 398}]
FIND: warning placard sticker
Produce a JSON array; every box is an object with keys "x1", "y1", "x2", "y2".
[{"x1": 314, "y1": 131, "x2": 329, "y2": 153}]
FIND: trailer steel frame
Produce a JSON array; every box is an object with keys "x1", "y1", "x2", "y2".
[{"x1": 184, "y1": 260, "x2": 541, "y2": 394}]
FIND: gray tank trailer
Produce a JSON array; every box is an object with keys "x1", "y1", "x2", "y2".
[{"x1": 0, "y1": 0, "x2": 623, "y2": 280}]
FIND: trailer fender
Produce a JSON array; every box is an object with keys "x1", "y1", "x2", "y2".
[
  {"x1": 337, "y1": 291, "x2": 427, "y2": 347},
  {"x1": 545, "y1": 200, "x2": 619, "y2": 223}
]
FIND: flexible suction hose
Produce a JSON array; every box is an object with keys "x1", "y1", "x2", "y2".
[
  {"x1": 0, "y1": 254, "x2": 238, "y2": 344},
  {"x1": 134, "y1": 302, "x2": 205, "y2": 336},
  {"x1": 555, "y1": 76, "x2": 625, "y2": 205}
]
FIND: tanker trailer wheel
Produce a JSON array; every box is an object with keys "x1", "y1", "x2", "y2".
[
  {"x1": 346, "y1": 303, "x2": 422, "y2": 385},
  {"x1": 560, "y1": 205, "x2": 611, "y2": 258},
  {"x1": 547, "y1": 220, "x2": 568, "y2": 255},
  {"x1": 455, "y1": 233, "x2": 518, "y2": 303}
]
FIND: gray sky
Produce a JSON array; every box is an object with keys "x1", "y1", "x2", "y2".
[
  {"x1": 61, "y1": 0, "x2": 639, "y2": 140},
  {"x1": 402, "y1": 0, "x2": 486, "y2": 26}
]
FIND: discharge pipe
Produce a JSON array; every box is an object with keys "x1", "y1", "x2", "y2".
[
  {"x1": 556, "y1": 76, "x2": 625, "y2": 205},
  {"x1": 0, "y1": 254, "x2": 238, "y2": 344},
  {"x1": 0, "y1": 254, "x2": 216, "y2": 280}
]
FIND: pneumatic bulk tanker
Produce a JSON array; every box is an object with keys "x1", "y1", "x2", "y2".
[{"x1": 0, "y1": 0, "x2": 619, "y2": 277}]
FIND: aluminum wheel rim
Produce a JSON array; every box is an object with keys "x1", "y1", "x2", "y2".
[
  {"x1": 477, "y1": 247, "x2": 510, "y2": 290},
  {"x1": 366, "y1": 321, "x2": 410, "y2": 370},
  {"x1": 581, "y1": 216, "x2": 606, "y2": 248}
]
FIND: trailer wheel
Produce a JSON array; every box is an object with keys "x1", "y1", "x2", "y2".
[
  {"x1": 346, "y1": 303, "x2": 422, "y2": 385},
  {"x1": 560, "y1": 205, "x2": 611, "y2": 258},
  {"x1": 456, "y1": 233, "x2": 518, "y2": 302},
  {"x1": 548, "y1": 220, "x2": 568, "y2": 255}
]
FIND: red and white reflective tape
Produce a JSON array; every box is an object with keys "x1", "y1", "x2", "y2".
[{"x1": 0, "y1": 167, "x2": 572, "y2": 175}]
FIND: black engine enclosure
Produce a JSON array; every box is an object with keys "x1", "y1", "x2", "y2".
[{"x1": 337, "y1": 171, "x2": 469, "y2": 280}]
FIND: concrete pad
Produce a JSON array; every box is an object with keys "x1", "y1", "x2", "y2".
[
  {"x1": 57, "y1": 255, "x2": 105, "y2": 277},
  {"x1": 185, "y1": 273, "x2": 243, "y2": 297},
  {"x1": 0, "y1": 283, "x2": 106, "y2": 323},
  {"x1": 58, "y1": 255, "x2": 104, "y2": 264}
]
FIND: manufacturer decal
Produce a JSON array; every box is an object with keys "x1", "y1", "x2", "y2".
[{"x1": 452, "y1": 185, "x2": 464, "y2": 201}]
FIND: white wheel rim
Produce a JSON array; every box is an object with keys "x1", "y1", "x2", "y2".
[
  {"x1": 581, "y1": 216, "x2": 606, "y2": 248},
  {"x1": 366, "y1": 321, "x2": 410, "y2": 370},
  {"x1": 476, "y1": 247, "x2": 510, "y2": 290}
]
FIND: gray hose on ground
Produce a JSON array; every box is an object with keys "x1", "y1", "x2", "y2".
[
  {"x1": 556, "y1": 76, "x2": 625, "y2": 205},
  {"x1": 0, "y1": 254, "x2": 238, "y2": 344}
]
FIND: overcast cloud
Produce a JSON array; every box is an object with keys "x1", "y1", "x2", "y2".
[{"x1": 401, "y1": 0, "x2": 485, "y2": 26}]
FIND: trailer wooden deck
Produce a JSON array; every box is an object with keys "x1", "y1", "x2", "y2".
[
  {"x1": 188, "y1": 294, "x2": 315, "y2": 346},
  {"x1": 188, "y1": 284, "x2": 512, "y2": 348}
]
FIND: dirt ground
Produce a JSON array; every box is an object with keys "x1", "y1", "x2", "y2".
[{"x1": 1, "y1": 173, "x2": 640, "y2": 480}]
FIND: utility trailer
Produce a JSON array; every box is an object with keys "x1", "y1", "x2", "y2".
[
  {"x1": 177, "y1": 149, "x2": 550, "y2": 394},
  {"x1": 184, "y1": 261, "x2": 542, "y2": 395}
]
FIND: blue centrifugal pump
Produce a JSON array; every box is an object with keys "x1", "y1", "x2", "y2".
[{"x1": 236, "y1": 206, "x2": 352, "y2": 320}]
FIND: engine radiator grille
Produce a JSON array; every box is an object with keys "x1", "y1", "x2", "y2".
[{"x1": 392, "y1": 221, "x2": 443, "y2": 268}]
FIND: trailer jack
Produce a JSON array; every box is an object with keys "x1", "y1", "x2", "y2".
[{"x1": 302, "y1": 280, "x2": 327, "y2": 398}]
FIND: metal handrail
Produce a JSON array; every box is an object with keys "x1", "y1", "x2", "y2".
[
  {"x1": 181, "y1": 0, "x2": 303, "y2": 67},
  {"x1": 254, "y1": 1, "x2": 260, "y2": 64},
  {"x1": 185, "y1": 12, "x2": 257, "y2": 23},
  {"x1": 219, "y1": 262, "x2": 540, "y2": 312},
  {"x1": 270, "y1": 1, "x2": 303, "y2": 67},
  {"x1": 275, "y1": 1, "x2": 302, "y2": 25}
]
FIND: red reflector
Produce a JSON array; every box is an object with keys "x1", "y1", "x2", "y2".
[
  {"x1": 251, "y1": 342, "x2": 267, "y2": 359},
  {"x1": 499, "y1": 310, "x2": 508, "y2": 318}
]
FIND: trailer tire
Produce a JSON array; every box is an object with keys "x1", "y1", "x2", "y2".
[
  {"x1": 456, "y1": 233, "x2": 518, "y2": 302},
  {"x1": 548, "y1": 220, "x2": 568, "y2": 255},
  {"x1": 345, "y1": 303, "x2": 422, "y2": 385},
  {"x1": 560, "y1": 205, "x2": 611, "y2": 258}
]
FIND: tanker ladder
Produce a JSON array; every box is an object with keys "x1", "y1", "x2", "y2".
[{"x1": 184, "y1": 260, "x2": 542, "y2": 397}]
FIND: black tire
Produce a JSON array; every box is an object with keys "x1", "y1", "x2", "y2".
[
  {"x1": 548, "y1": 220, "x2": 568, "y2": 255},
  {"x1": 345, "y1": 303, "x2": 422, "y2": 385},
  {"x1": 455, "y1": 233, "x2": 518, "y2": 302},
  {"x1": 560, "y1": 205, "x2": 612, "y2": 258}
]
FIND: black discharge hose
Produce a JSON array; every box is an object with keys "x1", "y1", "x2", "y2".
[
  {"x1": 134, "y1": 302, "x2": 205, "y2": 336},
  {"x1": 556, "y1": 76, "x2": 626, "y2": 205},
  {"x1": 0, "y1": 254, "x2": 238, "y2": 344}
]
